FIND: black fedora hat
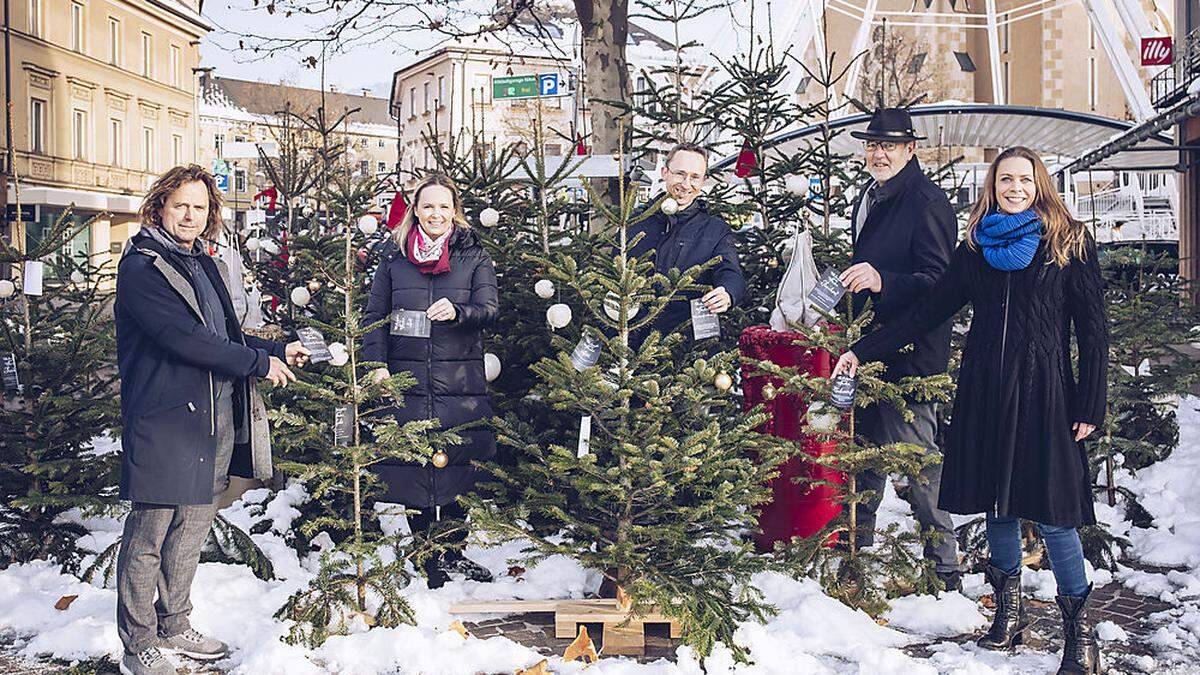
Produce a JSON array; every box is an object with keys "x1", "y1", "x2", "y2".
[{"x1": 849, "y1": 107, "x2": 926, "y2": 142}]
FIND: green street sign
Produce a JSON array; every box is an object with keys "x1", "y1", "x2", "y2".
[{"x1": 493, "y1": 75, "x2": 539, "y2": 100}]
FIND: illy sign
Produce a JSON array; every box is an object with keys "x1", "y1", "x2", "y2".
[{"x1": 1141, "y1": 37, "x2": 1173, "y2": 66}]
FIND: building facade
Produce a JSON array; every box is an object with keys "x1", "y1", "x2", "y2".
[
  {"x1": 197, "y1": 75, "x2": 397, "y2": 229},
  {"x1": 1, "y1": 0, "x2": 209, "y2": 273}
]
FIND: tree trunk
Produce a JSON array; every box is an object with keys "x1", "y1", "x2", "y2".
[{"x1": 576, "y1": 0, "x2": 630, "y2": 231}]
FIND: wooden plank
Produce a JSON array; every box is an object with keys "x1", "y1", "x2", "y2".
[
  {"x1": 601, "y1": 619, "x2": 645, "y2": 656},
  {"x1": 448, "y1": 599, "x2": 567, "y2": 614}
]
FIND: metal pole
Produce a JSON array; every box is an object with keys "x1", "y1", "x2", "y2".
[{"x1": 3, "y1": 0, "x2": 13, "y2": 253}]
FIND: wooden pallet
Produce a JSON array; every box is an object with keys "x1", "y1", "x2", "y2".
[{"x1": 449, "y1": 597, "x2": 682, "y2": 656}]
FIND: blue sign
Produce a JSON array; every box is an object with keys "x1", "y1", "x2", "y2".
[
  {"x1": 215, "y1": 173, "x2": 229, "y2": 193},
  {"x1": 539, "y1": 73, "x2": 560, "y2": 97}
]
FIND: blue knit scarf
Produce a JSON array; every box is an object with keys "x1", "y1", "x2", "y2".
[{"x1": 974, "y1": 209, "x2": 1043, "y2": 271}]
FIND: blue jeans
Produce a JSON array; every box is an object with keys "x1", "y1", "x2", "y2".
[{"x1": 985, "y1": 514, "x2": 1090, "y2": 597}]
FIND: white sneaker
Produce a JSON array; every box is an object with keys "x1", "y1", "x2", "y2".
[
  {"x1": 157, "y1": 627, "x2": 229, "y2": 661},
  {"x1": 119, "y1": 647, "x2": 178, "y2": 675}
]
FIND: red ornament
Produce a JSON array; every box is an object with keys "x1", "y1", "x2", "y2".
[
  {"x1": 735, "y1": 139, "x2": 757, "y2": 178},
  {"x1": 385, "y1": 190, "x2": 408, "y2": 230},
  {"x1": 357, "y1": 248, "x2": 368, "y2": 262}
]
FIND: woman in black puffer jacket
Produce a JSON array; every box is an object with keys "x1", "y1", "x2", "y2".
[{"x1": 363, "y1": 174, "x2": 498, "y2": 588}]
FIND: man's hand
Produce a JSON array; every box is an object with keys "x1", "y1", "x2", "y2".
[
  {"x1": 427, "y1": 298, "x2": 457, "y2": 322},
  {"x1": 840, "y1": 262, "x2": 882, "y2": 294},
  {"x1": 701, "y1": 286, "x2": 733, "y2": 314},
  {"x1": 368, "y1": 367, "x2": 391, "y2": 386},
  {"x1": 1073, "y1": 422, "x2": 1096, "y2": 441},
  {"x1": 285, "y1": 341, "x2": 311, "y2": 367},
  {"x1": 831, "y1": 351, "x2": 860, "y2": 378},
  {"x1": 264, "y1": 356, "x2": 297, "y2": 387}
]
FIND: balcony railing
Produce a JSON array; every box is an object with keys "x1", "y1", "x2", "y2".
[{"x1": 1152, "y1": 26, "x2": 1200, "y2": 109}]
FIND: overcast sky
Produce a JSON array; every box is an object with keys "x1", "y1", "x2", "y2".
[{"x1": 198, "y1": 1, "x2": 773, "y2": 97}]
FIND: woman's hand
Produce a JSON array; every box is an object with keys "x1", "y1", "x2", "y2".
[
  {"x1": 427, "y1": 298, "x2": 457, "y2": 322},
  {"x1": 1072, "y1": 422, "x2": 1096, "y2": 441},
  {"x1": 368, "y1": 367, "x2": 391, "y2": 386},
  {"x1": 831, "y1": 351, "x2": 860, "y2": 378}
]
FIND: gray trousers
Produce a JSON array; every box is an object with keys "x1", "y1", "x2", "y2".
[
  {"x1": 856, "y1": 401, "x2": 962, "y2": 573},
  {"x1": 116, "y1": 409, "x2": 233, "y2": 655}
]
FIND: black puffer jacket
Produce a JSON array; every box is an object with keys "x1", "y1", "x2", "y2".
[
  {"x1": 363, "y1": 227, "x2": 499, "y2": 508},
  {"x1": 853, "y1": 236, "x2": 1108, "y2": 527}
]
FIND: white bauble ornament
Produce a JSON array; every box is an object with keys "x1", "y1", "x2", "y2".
[
  {"x1": 479, "y1": 207, "x2": 500, "y2": 227},
  {"x1": 290, "y1": 286, "x2": 311, "y2": 306},
  {"x1": 0, "y1": 279, "x2": 15, "y2": 299},
  {"x1": 534, "y1": 279, "x2": 555, "y2": 299},
  {"x1": 244, "y1": 236, "x2": 261, "y2": 252},
  {"x1": 328, "y1": 342, "x2": 349, "y2": 367},
  {"x1": 69, "y1": 270, "x2": 86, "y2": 284},
  {"x1": 357, "y1": 215, "x2": 379, "y2": 236},
  {"x1": 546, "y1": 303, "x2": 572, "y2": 329},
  {"x1": 807, "y1": 402, "x2": 839, "y2": 433},
  {"x1": 785, "y1": 174, "x2": 809, "y2": 196},
  {"x1": 603, "y1": 291, "x2": 639, "y2": 321},
  {"x1": 261, "y1": 239, "x2": 281, "y2": 255},
  {"x1": 660, "y1": 197, "x2": 679, "y2": 215},
  {"x1": 483, "y1": 353, "x2": 501, "y2": 382}
]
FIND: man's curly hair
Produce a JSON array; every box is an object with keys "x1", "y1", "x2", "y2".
[{"x1": 138, "y1": 164, "x2": 225, "y2": 240}]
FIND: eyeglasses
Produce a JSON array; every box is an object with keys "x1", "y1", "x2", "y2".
[
  {"x1": 668, "y1": 169, "x2": 706, "y2": 185},
  {"x1": 864, "y1": 141, "x2": 900, "y2": 153}
]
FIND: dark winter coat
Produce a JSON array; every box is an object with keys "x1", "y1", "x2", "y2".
[
  {"x1": 628, "y1": 198, "x2": 747, "y2": 342},
  {"x1": 852, "y1": 236, "x2": 1109, "y2": 527},
  {"x1": 363, "y1": 227, "x2": 499, "y2": 508},
  {"x1": 115, "y1": 230, "x2": 283, "y2": 506},
  {"x1": 848, "y1": 157, "x2": 957, "y2": 382}
]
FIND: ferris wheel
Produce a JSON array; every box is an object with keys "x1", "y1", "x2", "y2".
[{"x1": 706, "y1": 0, "x2": 1172, "y2": 122}]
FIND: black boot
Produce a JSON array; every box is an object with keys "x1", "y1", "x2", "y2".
[
  {"x1": 423, "y1": 554, "x2": 450, "y2": 589},
  {"x1": 936, "y1": 569, "x2": 963, "y2": 594},
  {"x1": 977, "y1": 565, "x2": 1028, "y2": 650},
  {"x1": 1056, "y1": 585, "x2": 1102, "y2": 674},
  {"x1": 441, "y1": 549, "x2": 494, "y2": 583}
]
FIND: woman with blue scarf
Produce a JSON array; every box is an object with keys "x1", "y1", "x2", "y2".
[{"x1": 833, "y1": 147, "x2": 1107, "y2": 674}]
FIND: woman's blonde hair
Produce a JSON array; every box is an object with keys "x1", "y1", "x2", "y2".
[
  {"x1": 965, "y1": 146, "x2": 1087, "y2": 266},
  {"x1": 138, "y1": 164, "x2": 225, "y2": 241},
  {"x1": 392, "y1": 174, "x2": 471, "y2": 245}
]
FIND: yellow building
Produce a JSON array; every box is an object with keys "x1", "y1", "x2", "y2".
[{"x1": 1, "y1": 0, "x2": 210, "y2": 273}]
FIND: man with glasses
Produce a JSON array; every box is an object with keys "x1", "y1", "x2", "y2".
[
  {"x1": 842, "y1": 108, "x2": 963, "y2": 592},
  {"x1": 628, "y1": 142, "x2": 746, "y2": 346}
]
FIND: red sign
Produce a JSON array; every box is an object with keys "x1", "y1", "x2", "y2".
[{"x1": 1142, "y1": 37, "x2": 1173, "y2": 66}]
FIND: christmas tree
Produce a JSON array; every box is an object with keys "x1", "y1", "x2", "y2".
[{"x1": 0, "y1": 212, "x2": 121, "y2": 573}]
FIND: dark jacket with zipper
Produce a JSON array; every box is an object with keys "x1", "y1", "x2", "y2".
[
  {"x1": 852, "y1": 236, "x2": 1109, "y2": 527},
  {"x1": 363, "y1": 227, "x2": 499, "y2": 508},
  {"x1": 115, "y1": 229, "x2": 284, "y2": 506},
  {"x1": 848, "y1": 157, "x2": 957, "y2": 382},
  {"x1": 628, "y1": 197, "x2": 746, "y2": 342}
]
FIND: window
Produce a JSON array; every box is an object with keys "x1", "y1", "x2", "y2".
[
  {"x1": 378, "y1": 139, "x2": 385, "y2": 148},
  {"x1": 109, "y1": 118, "x2": 123, "y2": 165},
  {"x1": 635, "y1": 75, "x2": 647, "y2": 108},
  {"x1": 142, "y1": 127, "x2": 155, "y2": 171},
  {"x1": 27, "y1": 0, "x2": 41, "y2": 37},
  {"x1": 29, "y1": 98, "x2": 46, "y2": 154},
  {"x1": 423, "y1": 82, "x2": 430, "y2": 113},
  {"x1": 234, "y1": 168, "x2": 246, "y2": 192},
  {"x1": 1087, "y1": 57, "x2": 1097, "y2": 110},
  {"x1": 1001, "y1": 13, "x2": 1010, "y2": 54},
  {"x1": 108, "y1": 18, "x2": 121, "y2": 66},
  {"x1": 377, "y1": 161, "x2": 386, "y2": 172},
  {"x1": 359, "y1": 160, "x2": 369, "y2": 175},
  {"x1": 437, "y1": 76, "x2": 445, "y2": 107},
  {"x1": 233, "y1": 134, "x2": 246, "y2": 143},
  {"x1": 795, "y1": 76, "x2": 813, "y2": 95},
  {"x1": 70, "y1": 3, "x2": 84, "y2": 52},
  {"x1": 72, "y1": 109, "x2": 88, "y2": 160},
  {"x1": 169, "y1": 45, "x2": 181, "y2": 87},
  {"x1": 172, "y1": 134, "x2": 183, "y2": 165},
  {"x1": 141, "y1": 33, "x2": 152, "y2": 78},
  {"x1": 214, "y1": 133, "x2": 224, "y2": 156},
  {"x1": 408, "y1": 87, "x2": 416, "y2": 116},
  {"x1": 544, "y1": 143, "x2": 562, "y2": 156},
  {"x1": 907, "y1": 52, "x2": 927, "y2": 74},
  {"x1": 953, "y1": 51, "x2": 976, "y2": 72}
]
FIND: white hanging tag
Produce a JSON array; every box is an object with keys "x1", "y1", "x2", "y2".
[
  {"x1": 577, "y1": 415, "x2": 592, "y2": 457},
  {"x1": 22, "y1": 261, "x2": 44, "y2": 296}
]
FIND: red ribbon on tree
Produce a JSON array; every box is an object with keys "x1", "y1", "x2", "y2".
[
  {"x1": 252, "y1": 186, "x2": 278, "y2": 212},
  {"x1": 735, "y1": 139, "x2": 757, "y2": 178},
  {"x1": 575, "y1": 133, "x2": 588, "y2": 156},
  {"x1": 385, "y1": 190, "x2": 408, "y2": 230}
]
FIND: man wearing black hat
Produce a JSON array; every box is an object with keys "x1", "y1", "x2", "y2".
[{"x1": 841, "y1": 108, "x2": 963, "y2": 591}]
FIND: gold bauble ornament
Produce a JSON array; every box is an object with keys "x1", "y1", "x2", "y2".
[
  {"x1": 431, "y1": 450, "x2": 449, "y2": 468},
  {"x1": 761, "y1": 382, "x2": 777, "y2": 400},
  {"x1": 714, "y1": 372, "x2": 733, "y2": 392},
  {"x1": 768, "y1": 258, "x2": 779, "y2": 268},
  {"x1": 307, "y1": 280, "x2": 322, "y2": 292}
]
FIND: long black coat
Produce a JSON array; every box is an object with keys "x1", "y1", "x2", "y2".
[
  {"x1": 853, "y1": 236, "x2": 1109, "y2": 527},
  {"x1": 115, "y1": 230, "x2": 283, "y2": 505},
  {"x1": 848, "y1": 157, "x2": 957, "y2": 381},
  {"x1": 363, "y1": 227, "x2": 499, "y2": 508},
  {"x1": 628, "y1": 198, "x2": 747, "y2": 341}
]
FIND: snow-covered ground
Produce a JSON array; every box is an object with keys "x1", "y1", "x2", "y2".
[{"x1": 6, "y1": 400, "x2": 1200, "y2": 673}]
